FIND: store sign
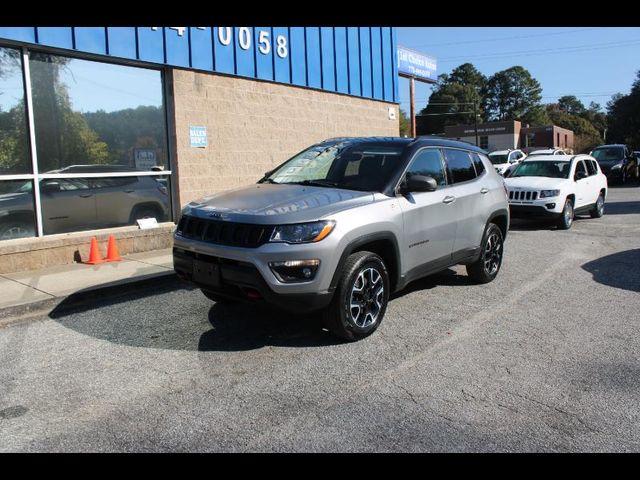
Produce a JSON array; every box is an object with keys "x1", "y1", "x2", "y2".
[
  {"x1": 397, "y1": 46, "x2": 437, "y2": 83},
  {"x1": 134, "y1": 149, "x2": 157, "y2": 169},
  {"x1": 190, "y1": 126, "x2": 208, "y2": 147}
]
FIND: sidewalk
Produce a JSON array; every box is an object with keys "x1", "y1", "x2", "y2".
[{"x1": 0, "y1": 248, "x2": 174, "y2": 323}]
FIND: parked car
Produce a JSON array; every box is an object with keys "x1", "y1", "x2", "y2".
[
  {"x1": 590, "y1": 144, "x2": 638, "y2": 185},
  {"x1": 173, "y1": 137, "x2": 510, "y2": 341},
  {"x1": 488, "y1": 149, "x2": 527, "y2": 176},
  {"x1": 527, "y1": 148, "x2": 568, "y2": 156},
  {"x1": 0, "y1": 165, "x2": 170, "y2": 239},
  {"x1": 504, "y1": 154, "x2": 607, "y2": 230}
]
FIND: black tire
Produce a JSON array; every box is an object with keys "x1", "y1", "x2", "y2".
[
  {"x1": 201, "y1": 289, "x2": 237, "y2": 304},
  {"x1": 322, "y1": 251, "x2": 390, "y2": 341},
  {"x1": 130, "y1": 205, "x2": 160, "y2": 223},
  {"x1": 0, "y1": 220, "x2": 35, "y2": 240},
  {"x1": 466, "y1": 223, "x2": 504, "y2": 284},
  {"x1": 557, "y1": 198, "x2": 574, "y2": 230},
  {"x1": 590, "y1": 193, "x2": 605, "y2": 218}
]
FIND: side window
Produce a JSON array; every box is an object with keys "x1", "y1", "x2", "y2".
[
  {"x1": 406, "y1": 149, "x2": 447, "y2": 186},
  {"x1": 574, "y1": 160, "x2": 588, "y2": 179},
  {"x1": 471, "y1": 153, "x2": 486, "y2": 176},
  {"x1": 585, "y1": 159, "x2": 597, "y2": 176},
  {"x1": 591, "y1": 159, "x2": 600, "y2": 174},
  {"x1": 443, "y1": 149, "x2": 477, "y2": 184}
]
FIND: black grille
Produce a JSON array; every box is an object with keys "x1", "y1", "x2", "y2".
[
  {"x1": 509, "y1": 190, "x2": 538, "y2": 201},
  {"x1": 177, "y1": 215, "x2": 273, "y2": 248}
]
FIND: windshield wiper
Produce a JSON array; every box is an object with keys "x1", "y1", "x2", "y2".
[
  {"x1": 258, "y1": 178, "x2": 278, "y2": 184},
  {"x1": 292, "y1": 179, "x2": 339, "y2": 188}
]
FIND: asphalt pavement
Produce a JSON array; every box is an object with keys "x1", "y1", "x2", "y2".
[{"x1": 1, "y1": 185, "x2": 639, "y2": 452}]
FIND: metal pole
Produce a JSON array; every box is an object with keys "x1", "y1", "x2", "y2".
[
  {"x1": 410, "y1": 77, "x2": 416, "y2": 137},
  {"x1": 474, "y1": 101, "x2": 478, "y2": 147}
]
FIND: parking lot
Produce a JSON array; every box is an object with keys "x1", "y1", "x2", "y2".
[{"x1": 1, "y1": 185, "x2": 639, "y2": 452}]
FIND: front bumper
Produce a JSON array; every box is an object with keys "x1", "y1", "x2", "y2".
[
  {"x1": 509, "y1": 204, "x2": 562, "y2": 218},
  {"x1": 173, "y1": 247, "x2": 334, "y2": 313}
]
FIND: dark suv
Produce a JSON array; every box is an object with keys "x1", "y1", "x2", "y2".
[
  {"x1": 173, "y1": 137, "x2": 510, "y2": 341},
  {"x1": 590, "y1": 144, "x2": 638, "y2": 185}
]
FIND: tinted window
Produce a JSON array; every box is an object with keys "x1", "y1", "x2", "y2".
[
  {"x1": 443, "y1": 149, "x2": 476, "y2": 184},
  {"x1": 575, "y1": 160, "x2": 588, "y2": 179},
  {"x1": 471, "y1": 153, "x2": 486, "y2": 176},
  {"x1": 585, "y1": 159, "x2": 597, "y2": 176},
  {"x1": 511, "y1": 161, "x2": 571, "y2": 179},
  {"x1": 406, "y1": 149, "x2": 446, "y2": 186}
]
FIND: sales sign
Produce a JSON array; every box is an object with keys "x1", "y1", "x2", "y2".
[
  {"x1": 190, "y1": 126, "x2": 208, "y2": 148},
  {"x1": 397, "y1": 46, "x2": 437, "y2": 83}
]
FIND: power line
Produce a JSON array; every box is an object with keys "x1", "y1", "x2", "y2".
[
  {"x1": 438, "y1": 38, "x2": 640, "y2": 62},
  {"x1": 404, "y1": 27, "x2": 602, "y2": 49}
]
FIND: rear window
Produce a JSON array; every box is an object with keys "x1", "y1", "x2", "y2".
[
  {"x1": 471, "y1": 153, "x2": 486, "y2": 176},
  {"x1": 443, "y1": 149, "x2": 477, "y2": 184}
]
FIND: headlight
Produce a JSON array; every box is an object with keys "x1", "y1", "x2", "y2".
[
  {"x1": 270, "y1": 220, "x2": 335, "y2": 244},
  {"x1": 539, "y1": 190, "x2": 560, "y2": 198},
  {"x1": 611, "y1": 163, "x2": 622, "y2": 170}
]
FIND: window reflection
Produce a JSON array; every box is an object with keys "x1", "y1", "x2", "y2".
[
  {"x1": 0, "y1": 47, "x2": 31, "y2": 175},
  {"x1": 0, "y1": 180, "x2": 36, "y2": 239},
  {"x1": 40, "y1": 175, "x2": 171, "y2": 235},
  {"x1": 29, "y1": 53, "x2": 168, "y2": 173}
]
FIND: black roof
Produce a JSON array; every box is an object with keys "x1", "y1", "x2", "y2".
[{"x1": 320, "y1": 136, "x2": 486, "y2": 154}]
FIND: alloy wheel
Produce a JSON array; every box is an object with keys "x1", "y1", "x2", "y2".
[
  {"x1": 349, "y1": 267, "x2": 385, "y2": 329},
  {"x1": 483, "y1": 232, "x2": 503, "y2": 276}
]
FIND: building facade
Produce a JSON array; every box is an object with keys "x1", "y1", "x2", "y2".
[
  {"x1": 0, "y1": 27, "x2": 400, "y2": 273},
  {"x1": 445, "y1": 120, "x2": 574, "y2": 154}
]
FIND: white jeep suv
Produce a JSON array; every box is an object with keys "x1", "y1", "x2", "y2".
[
  {"x1": 504, "y1": 154, "x2": 607, "y2": 229},
  {"x1": 488, "y1": 149, "x2": 526, "y2": 176}
]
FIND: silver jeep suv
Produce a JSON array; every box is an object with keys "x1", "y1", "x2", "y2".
[{"x1": 173, "y1": 137, "x2": 509, "y2": 341}]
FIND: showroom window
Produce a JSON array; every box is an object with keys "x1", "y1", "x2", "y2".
[{"x1": 0, "y1": 46, "x2": 172, "y2": 240}]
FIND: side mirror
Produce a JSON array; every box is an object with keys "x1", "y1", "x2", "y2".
[
  {"x1": 575, "y1": 171, "x2": 587, "y2": 181},
  {"x1": 404, "y1": 175, "x2": 438, "y2": 193},
  {"x1": 41, "y1": 181, "x2": 61, "y2": 193}
]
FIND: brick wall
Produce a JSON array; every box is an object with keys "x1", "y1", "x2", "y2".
[{"x1": 170, "y1": 69, "x2": 400, "y2": 206}]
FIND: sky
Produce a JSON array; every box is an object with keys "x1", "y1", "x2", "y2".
[{"x1": 396, "y1": 27, "x2": 640, "y2": 115}]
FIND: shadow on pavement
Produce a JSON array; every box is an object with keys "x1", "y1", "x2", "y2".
[
  {"x1": 198, "y1": 302, "x2": 342, "y2": 351},
  {"x1": 602, "y1": 201, "x2": 640, "y2": 215},
  {"x1": 391, "y1": 268, "x2": 475, "y2": 301},
  {"x1": 582, "y1": 249, "x2": 640, "y2": 293}
]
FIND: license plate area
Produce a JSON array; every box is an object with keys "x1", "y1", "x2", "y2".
[{"x1": 193, "y1": 259, "x2": 220, "y2": 287}]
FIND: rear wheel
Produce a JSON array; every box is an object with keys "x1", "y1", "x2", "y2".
[
  {"x1": 322, "y1": 251, "x2": 389, "y2": 341},
  {"x1": 466, "y1": 223, "x2": 504, "y2": 284},
  {"x1": 557, "y1": 198, "x2": 574, "y2": 230},
  {"x1": 590, "y1": 193, "x2": 605, "y2": 218}
]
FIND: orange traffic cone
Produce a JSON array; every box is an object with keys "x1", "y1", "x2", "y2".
[
  {"x1": 105, "y1": 235, "x2": 122, "y2": 262},
  {"x1": 85, "y1": 237, "x2": 104, "y2": 265}
]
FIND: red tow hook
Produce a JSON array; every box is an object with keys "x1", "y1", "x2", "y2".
[{"x1": 244, "y1": 288, "x2": 262, "y2": 300}]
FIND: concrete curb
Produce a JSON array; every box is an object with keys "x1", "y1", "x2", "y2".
[{"x1": 0, "y1": 270, "x2": 179, "y2": 328}]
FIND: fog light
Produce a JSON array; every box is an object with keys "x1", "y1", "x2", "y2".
[
  {"x1": 269, "y1": 259, "x2": 320, "y2": 283},
  {"x1": 545, "y1": 203, "x2": 556, "y2": 209}
]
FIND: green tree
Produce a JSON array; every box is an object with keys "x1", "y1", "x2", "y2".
[
  {"x1": 398, "y1": 108, "x2": 411, "y2": 137},
  {"x1": 557, "y1": 95, "x2": 586, "y2": 115},
  {"x1": 606, "y1": 71, "x2": 640, "y2": 147},
  {"x1": 482, "y1": 66, "x2": 543, "y2": 121},
  {"x1": 546, "y1": 104, "x2": 603, "y2": 153}
]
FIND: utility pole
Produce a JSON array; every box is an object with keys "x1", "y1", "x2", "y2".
[
  {"x1": 410, "y1": 77, "x2": 416, "y2": 137},
  {"x1": 474, "y1": 101, "x2": 479, "y2": 147}
]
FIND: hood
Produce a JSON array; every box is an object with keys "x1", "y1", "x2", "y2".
[
  {"x1": 183, "y1": 184, "x2": 376, "y2": 224},
  {"x1": 596, "y1": 159, "x2": 623, "y2": 167},
  {"x1": 504, "y1": 176, "x2": 566, "y2": 190}
]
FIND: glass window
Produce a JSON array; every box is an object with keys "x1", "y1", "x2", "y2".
[
  {"x1": 39, "y1": 175, "x2": 171, "y2": 235},
  {"x1": 28, "y1": 52, "x2": 168, "y2": 174},
  {"x1": 0, "y1": 180, "x2": 36, "y2": 239},
  {"x1": 585, "y1": 159, "x2": 597, "y2": 176},
  {"x1": 471, "y1": 153, "x2": 486, "y2": 176},
  {"x1": 443, "y1": 149, "x2": 477, "y2": 184},
  {"x1": 511, "y1": 161, "x2": 571, "y2": 179},
  {"x1": 406, "y1": 149, "x2": 446, "y2": 186},
  {"x1": 0, "y1": 47, "x2": 31, "y2": 175},
  {"x1": 574, "y1": 160, "x2": 588, "y2": 180}
]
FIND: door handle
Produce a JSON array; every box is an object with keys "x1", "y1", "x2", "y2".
[
  {"x1": 443, "y1": 196, "x2": 456, "y2": 204},
  {"x1": 480, "y1": 188, "x2": 489, "y2": 194},
  {"x1": 78, "y1": 193, "x2": 93, "y2": 198}
]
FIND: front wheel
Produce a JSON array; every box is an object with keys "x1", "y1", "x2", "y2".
[
  {"x1": 466, "y1": 223, "x2": 504, "y2": 284},
  {"x1": 557, "y1": 198, "x2": 574, "y2": 230},
  {"x1": 322, "y1": 251, "x2": 390, "y2": 341}
]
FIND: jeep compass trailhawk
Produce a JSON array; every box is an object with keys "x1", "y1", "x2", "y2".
[{"x1": 173, "y1": 137, "x2": 510, "y2": 341}]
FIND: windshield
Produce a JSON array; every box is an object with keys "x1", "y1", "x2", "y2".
[
  {"x1": 264, "y1": 143, "x2": 404, "y2": 192},
  {"x1": 591, "y1": 147, "x2": 624, "y2": 162},
  {"x1": 510, "y1": 160, "x2": 571, "y2": 179},
  {"x1": 488, "y1": 154, "x2": 508, "y2": 165}
]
